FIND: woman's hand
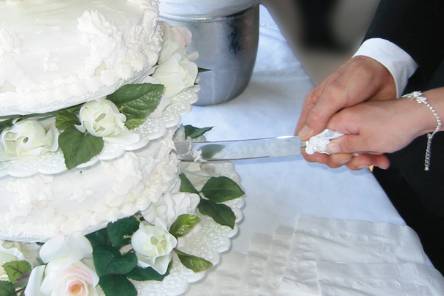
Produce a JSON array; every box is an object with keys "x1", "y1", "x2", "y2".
[{"x1": 323, "y1": 98, "x2": 437, "y2": 170}]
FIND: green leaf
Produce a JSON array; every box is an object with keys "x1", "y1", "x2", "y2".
[
  {"x1": 55, "y1": 106, "x2": 80, "y2": 130},
  {"x1": 169, "y1": 214, "x2": 200, "y2": 238},
  {"x1": 0, "y1": 281, "x2": 15, "y2": 296},
  {"x1": 201, "y1": 176, "x2": 245, "y2": 203},
  {"x1": 179, "y1": 173, "x2": 199, "y2": 194},
  {"x1": 99, "y1": 275, "x2": 137, "y2": 296},
  {"x1": 127, "y1": 266, "x2": 169, "y2": 282},
  {"x1": 198, "y1": 67, "x2": 211, "y2": 73},
  {"x1": 93, "y1": 247, "x2": 137, "y2": 276},
  {"x1": 176, "y1": 250, "x2": 212, "y2": 273},
  {"x1": 58, "y1": 127, "x2": 104, "y2": 169},
  {"x1": 184, "y1": 125, "x2": 213, "y2": 139},
  {"x1": 2, "y1": 261, "x2": 31, "y2": 284},
  {"x1": 0, "y1": 119, "x2": 14, "y2": 132},
  {"x1": 107, "y1": 217, "x2": 140, "y2": 249},
  {"x1": 107, "y1": 83, "x2": 164, "y2": 129},
  {"x1": 86, "y1": 228, "x2": 112, "y2": 249},
  {"x1": 198, "y1": 199, "x2": 236, "y2": 229}
]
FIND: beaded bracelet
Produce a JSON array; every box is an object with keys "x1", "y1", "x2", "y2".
[{"x1": 402, "y1": 91, "x2": 442, "y2": 171}]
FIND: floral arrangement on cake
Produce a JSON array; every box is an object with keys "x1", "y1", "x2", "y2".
[{"x1": 0, "y1": 156, "x2": 245, "y2": 295}]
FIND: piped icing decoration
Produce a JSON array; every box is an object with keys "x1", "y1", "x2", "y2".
[{"x1": 0, "y1": 0, "x2": 161, "y2": 116}]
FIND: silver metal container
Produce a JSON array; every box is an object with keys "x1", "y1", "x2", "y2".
[{"x1": 161, "y1": 5, "x2": 260, "y2": 106}]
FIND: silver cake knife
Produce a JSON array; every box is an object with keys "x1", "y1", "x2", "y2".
[{"x1": 175, "y1": 130, "x2": 344, "y2": 161}]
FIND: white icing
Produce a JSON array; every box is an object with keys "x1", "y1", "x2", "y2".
[
  {"x1": 0, "y1": 129, "x2": 179, "y2": 242},
  {"x1": 0, "y1": 0, "x2": 161, "y2": 116}
]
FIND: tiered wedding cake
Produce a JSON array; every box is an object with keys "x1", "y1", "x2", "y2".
[{"x1": 0, "y1": 1, "x2": 245, "y2": 295}]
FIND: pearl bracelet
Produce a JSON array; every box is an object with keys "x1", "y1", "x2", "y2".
[{"x1": 402, "y1": 91, "x2": 442, "y2": 171}]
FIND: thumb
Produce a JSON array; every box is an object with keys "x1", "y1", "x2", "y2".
[
  {"x1": 298, "y1": 86, "x2": 348, "y2": 140},
  {"x1": 326, "y1": 135, "x2": 368, "y2": 154},
  {"x1": 298, "y1": 101, "x2": 336, "y2": 141}
]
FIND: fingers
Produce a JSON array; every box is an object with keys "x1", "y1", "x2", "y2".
[
  {"x1": 296, "y1": 89, "x2": 318, "y2": 133},
  {"x1": 296, "y1": 72, "x2": 341, "y2": 138},
  {"x1": 299, "y1": 82, "x2": 348, "y2": 140},
  {"x1": 327, "y1": 153, "x2": 353, "y2": 168},
  {"x1": 296, "y1": 77, "x2": 333, "y2": 134},
  {"x1": 372, "y1": 154, "x2": 390, "y2": 170},
  {"x1": 346, "y1": 154, "x2": 390, "y2": 170},
  {"x1": 301, "y1": 150, "x2": 331, "y2": 165},
  {"x1": 302, "y1": 149, "x2": 389, "y2": 171},
  {"x1": 326, "y1": 135, "x2": 368, "y2": 154},
  {"x1": 301, "y1": 151, "x2": 353, "y2": 169}
]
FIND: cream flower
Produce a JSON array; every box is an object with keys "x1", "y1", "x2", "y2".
[
  {"x1": 0, "y1": 118, "x2": 58, "y2": 160},
  {"x1": 25, "y1": 235, "x2": 100, "y2": 296},
  {"x1": 159, "y1": 24, "x2": 192, "y2": 64},
  {"x1": 131, "y1": 223, "x2": 177, "y2": 275},
  {"x1": 153, "y1": 52, "x2": 198, "y2": 98},
  {"x1": 78, "y1": 98, "x2": 126, "y2": 138},
  {"x1": 0, "y1": 241, "x2": 25, "y2": 281},
  {"x1": 143, "y1": 192, "x2": 200, "y2": 229}
]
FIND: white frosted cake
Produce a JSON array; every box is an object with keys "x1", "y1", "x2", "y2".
[{"x1": 0, "y1": 1, "x2": 245, "y2": 295}]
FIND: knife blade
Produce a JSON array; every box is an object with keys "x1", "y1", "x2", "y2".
[
  {"x1": 176, "y1": 136, "x2": 303, "y2": 161},
  {"x1": 175, "y1": 129, "x2": 344, "y2": 162}
]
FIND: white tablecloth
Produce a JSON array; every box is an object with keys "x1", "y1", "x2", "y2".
[
  {"x1": 183, "y1": 7, "x2": 403, "y2": 250},
  {"x1": 183, "y1": 7, "x2": 443, "y2": 295}
]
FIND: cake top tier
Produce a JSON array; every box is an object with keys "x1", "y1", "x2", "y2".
[{"x1": 0, "y1": 0, "x2": 160, "y2": 116}]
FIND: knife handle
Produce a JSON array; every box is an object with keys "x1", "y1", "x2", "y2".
[{"x1": 304, "y1": 129, "x2": 344, "y2": 155}]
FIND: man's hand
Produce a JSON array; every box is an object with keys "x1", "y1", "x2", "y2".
[
  {"x1": 297, "y1": 56, "x2": 396, "y2": 140},
  {"x1": 296, "y1": 56, "x2": 396, "y2": 168}
]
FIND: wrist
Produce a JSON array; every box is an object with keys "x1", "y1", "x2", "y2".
[
  {"x1": 424, "y1": 89, "x2": 444, "y2": 132},
  {"x1": 397, "y1": 98, "x2": 436, "y2": 137},
  {"x1": 352, "y1": 56, "x2": 396, "y2": 100},
  {"x1": 401, "y1": 90, "x2": 443, "y2": 171}
]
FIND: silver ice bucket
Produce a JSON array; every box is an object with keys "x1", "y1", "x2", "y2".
[{"x1": 161, "y1": 5, "x2": 260, "y2": 106}]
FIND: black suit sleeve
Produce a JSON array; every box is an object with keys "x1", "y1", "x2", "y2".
[{"x1": 366, "y1": 0, "x2": 444, "y2": 76}]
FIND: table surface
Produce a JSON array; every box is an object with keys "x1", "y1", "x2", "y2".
[{"x1": 182, "y1": 7, "x2": 404, "y2": 253}]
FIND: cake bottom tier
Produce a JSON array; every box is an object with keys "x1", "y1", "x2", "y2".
[{"x1": 0, "y1": 130, "x2": 178, "y2": 242}]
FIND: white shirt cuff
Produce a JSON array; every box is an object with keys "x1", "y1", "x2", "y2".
[{"x1": 354, "y1": 38, "x2": 418, "y2": 97}]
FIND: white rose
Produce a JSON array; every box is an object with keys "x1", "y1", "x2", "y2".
[
  {"x1": 79, "y1": 98, "x2": 126, "y2": 138},
  {"x1": 131, "y1": 223, "x2": 177, "y2": 275},
  {"x1": 159, "y1": 24, "x2": 192, "y2": 64},
  {"x1": 25, "y1": 235, "x2": 100, "y2": 296},
  {"x1": 143, "y1": 192, "x2": 200, "y2": 229},
  {"x1": 153, "y1": 52, "x2": 198, "y2": 98},
  {"x1": 0, "y1": 241, "x2": 25, "y2": 281},
  {"x1": 0, "y1": 118, "x2": 58, "y2": 160}
]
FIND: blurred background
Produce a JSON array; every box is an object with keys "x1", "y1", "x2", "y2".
[{"x1": 262, "y1": 0, "x2": 380, "y2": 83}]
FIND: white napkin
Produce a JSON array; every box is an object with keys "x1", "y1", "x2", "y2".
[
  {"x1": 159, "y1": 0, "x2": 259, "y2": 17},
  {"x1": 291, "y1": 215, "x2": 429, "y2": 264},
  {"x1": 188, "y1": 215, "x2": 443, "y2": 296},
  {"x1": 278, "y1": 261, "x2": 444, "y2": 296},
  {"x1": 275, "y1": 215, "x2": 439, "y2": 296}
]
